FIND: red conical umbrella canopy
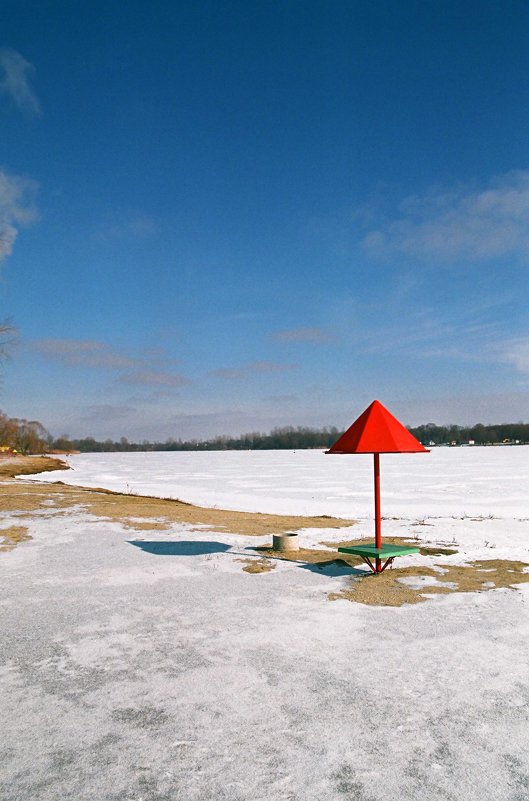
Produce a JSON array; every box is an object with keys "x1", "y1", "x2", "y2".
[
  {"x1": 327, "y1": 400, "x2": 428, "y2": 572},
  {"x1": 327, "y1": 399, "x2": 428, "y2": 454}
]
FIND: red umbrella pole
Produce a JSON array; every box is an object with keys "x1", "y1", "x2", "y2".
[{"x1": 374, "y1": 452, "x2": 382, "y2": 572}]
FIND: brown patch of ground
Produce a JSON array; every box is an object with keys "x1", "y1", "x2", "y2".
[
  {"x1": 0, "y1": 455, "x2": 353, "y2": 537},
  {"x1": 0, "y1": 525, "x2": 31, "y2": 551},
  {"x1": 118, "y1": 519, "x2": 174, "y2": 531},
  {"x1": 237, "y1": 557, "x2": 276, "y2": 573},
  {"x1": 321, "y1": 535, "x2": 458, "y2": 557},
  {"x1": 0, "y1": 455, "x2": 68, "y2": 478},
  {"x1": 253, "y1": 542, "x2": 529, "y2": 606},
  {"x1": 329, "y1": 560, "x2": 529, "y2": 607}
]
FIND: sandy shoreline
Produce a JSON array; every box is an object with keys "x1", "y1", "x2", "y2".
[
  {"x1": 3, "y1": 454, "x2": 529, "y2": 608},
  {"x1": 0, "y1": 454, "x2": 352, "y2": 537}
]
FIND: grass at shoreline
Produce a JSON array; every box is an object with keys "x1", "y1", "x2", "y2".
[
  {"x1": 0, "y1": 455, "x2": 68, "y2": 478},
  {"x1": 0, "y1": 455, "x2": 354, "y2": 537}
]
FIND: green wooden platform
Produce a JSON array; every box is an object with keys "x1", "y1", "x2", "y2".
[
  {"x1": 338, "y1": 543, "x2": 419, "y2": 573},
  {"x1": 338, "y1": 543, "x2": 419, "y2": 559}
]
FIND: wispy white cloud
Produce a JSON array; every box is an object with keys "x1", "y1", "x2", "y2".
[
  {"x1": 31, "y1": 338, "x2": 191, "y2": 389},
  {"x1": 167, "y1": 408, "x2": 299, "y2": 440},
  {"x1": 80, "y1": 404, "x2": 137, "y2": 422},
  {"x1": 95, "y1": 213, "x2": 158, "y2": 242},
  {"x1": 117, "y1": 370, "x2": 189, "y2": 387},
  {"x1": 0, "y1": 170, "x2": 39, "y2": 261},
  {"x1": 271, "y1": 327, "x2": 333, "y2": 343},
  {"x1": 125, "y1": 389, "x2": 179, "y2": 404},
  {"x1": 362, "y1": 170, "x2": 529, "y2": 264},
  {"x1": 0, "y1": 48, "x2": 41, "y2": 117},
  {"x1": 31, "y1": 339, "x2": 140, "y2": 370},
  {"x1": 210, "y1": 361, "x2": 297, "y2": 380},
  {"x1": 495, "y1": 337, "x2": 529, "y2": 374},
  {"x1": 264, "y1": 394, "x2": 299, "y2": 404},
  {"x1": 396, "y1": 391, "x2": 529, "y2": 427}
]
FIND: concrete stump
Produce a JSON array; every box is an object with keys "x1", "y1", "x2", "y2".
[{"x1": 272, "y1": 533, "x2": 299, "y2": 552}]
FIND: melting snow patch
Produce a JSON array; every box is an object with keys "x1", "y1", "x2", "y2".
[{"x1": 397, "y1": 575, "x2": 458, "y2": 590}]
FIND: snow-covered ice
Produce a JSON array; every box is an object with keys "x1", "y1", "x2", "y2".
[
  {"x1": 1, "y1": 448, "x2": 529, "y2": 800},
  {"x1": 29, "y1": 446, "x2": 529, "y2": 563},
  {"x1": 32, "y1": 446, "x2": 529, "y2": 518}
]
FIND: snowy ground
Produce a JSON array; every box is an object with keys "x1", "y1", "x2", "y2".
[
  {"x1": 29, "y1": 446, "x2": 529, "y2": 564},
  {"x1": 32, "y1": 446, "x2": 529, "y2": 518},
  {"x1": 2, "y1": 449, "x2": 529, "y2": 799}
]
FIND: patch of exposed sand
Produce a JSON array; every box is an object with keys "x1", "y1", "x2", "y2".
[
  {"x1": 0, "y1": 455, "x2": 67, "y2": 478},
  {"x1": 236, "y1": 557, "x2": 276, "y2": 573},
  {"x1": 0, "y1": 525, "x2": 31, "y2": 551},
  {"x1": 0, "y1": 455, "x2": 353, "y2": 537},
  {"x1": 252, "y1": 541, "x2": 529, "y2": 606},
  {"x1": 328, "y1": 559, "x2": 529, "y2": 606}
]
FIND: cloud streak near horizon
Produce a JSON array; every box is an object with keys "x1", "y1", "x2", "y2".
[
  {"x1": 117, "y1": 370, "x2": 189, "y2": 387},
  {"x1": 271, "y1": 327, "x2": 332, "y2": 343},
  {"x1": 31, "y1": 338, "x2": 190, "y2": 388},
  {"x1": 497, "y1": 337, "x2": 529, "y2": 374},
  {"x1": 210, "y1": 361, "x2": 297, "y2": 380},
  {"x1": 31, "y1": 339, "x2": 140, "y2": 370},
  {"x1": 362, "y1": 170, "x2": 529, "y2": 264}
]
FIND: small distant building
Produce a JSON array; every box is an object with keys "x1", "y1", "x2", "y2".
[{"x1": 468, "y1": 439, "x2": 475, "y2": 446}]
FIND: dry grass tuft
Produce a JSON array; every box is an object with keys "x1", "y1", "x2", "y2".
[
  {"x1": 329, "y1": 560, "x2": 529, "y2": 607},
  {"x1": 329, "y1": 567, "x2": 449, "y2": 607},
  {"x1": 0, "y1": 525, "x2": 31, "y2": 551},
  {"x1": 0, "y1": 455, "x2": 68, "y2": 478},
  {"x1": 254, "y1": 542, "x2": 529, "y2": 606},
  {"x1": 119, "y1": 519, "x2": 173, "y2": 531},
  {"x1": 237, "y1": 557, "x2": 276, "y2": 574}
]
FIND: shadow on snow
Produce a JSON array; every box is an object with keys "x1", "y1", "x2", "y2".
[
  {"x1": 128, "y1": 540, "x2": 231, "y2": 556},
  {"x1": 127, "y1": 539, "x2": 367, "y2": 576}
]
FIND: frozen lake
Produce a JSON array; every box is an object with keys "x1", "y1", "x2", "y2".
[{"x1": 33, "y1": 445, "x2": 529, "y2": 519}]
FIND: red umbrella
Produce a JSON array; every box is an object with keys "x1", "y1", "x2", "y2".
[{"x1": 327, "y1": 400, "x2": 429, "y2": 573}]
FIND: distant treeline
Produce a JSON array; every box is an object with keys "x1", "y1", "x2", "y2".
[
  {"x1": 2, "y1": 409, "x2": 529, "y2": 454},
  {"x1": 48, "y1": 422, "x2": 529, "y2": 453},
  {"x1": 410, "y1": 422, "x2": 528, "y2": 446},
  {"x1": 51, "y1": 426, "x2": 343, "y2": 452}
]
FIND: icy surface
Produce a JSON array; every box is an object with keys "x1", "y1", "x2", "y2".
[
  {"x1": 2, "y1": 448, "x2": 529, "y2": 799},
  {"x1": 31, "y1": 446, "x2": 529, "y2": 517},
  {"x1": 28, "y1": 447, "x2": 529, "y2": 563}
]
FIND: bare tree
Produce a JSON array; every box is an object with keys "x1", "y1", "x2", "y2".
[{"x1": 0, "y1": 319, "x2": 17, "y2": 364}]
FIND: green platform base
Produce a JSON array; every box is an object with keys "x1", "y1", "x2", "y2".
[{"x1": 338, "y1": 543, "x2": 419, "y2": 573}]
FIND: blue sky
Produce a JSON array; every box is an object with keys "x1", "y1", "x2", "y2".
[{"x1": 1, "y1": 0, "x2": 529, "y2": 440}]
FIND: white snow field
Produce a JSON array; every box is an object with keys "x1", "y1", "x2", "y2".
[
  {"x1": 1, "y1": 447, "x2": 528, "y2": 800},
  {"x1": 30, "y1": 446, "x2": 529, "y2": 563},
  {"x1": 30, "y1": 445, "x2": 529, "y2": 517}
]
